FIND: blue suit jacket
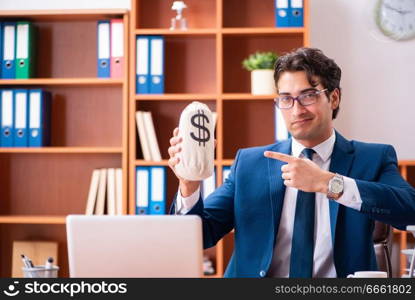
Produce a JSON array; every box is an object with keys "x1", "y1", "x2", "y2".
[{"x1": 171, "y1": 132, "x2": 415, "y2": 277}]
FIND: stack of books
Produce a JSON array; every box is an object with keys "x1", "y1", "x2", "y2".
[
  {"x1": 135, "y1": 110, "x2": 162, "y2": 161},
  {"x1": 85, "y1": 168, "x2": 123, "y2": 215}
]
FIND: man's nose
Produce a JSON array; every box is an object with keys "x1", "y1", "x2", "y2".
[{"x1": 292, "y1": 99, "x2": 308, "y2": 116}]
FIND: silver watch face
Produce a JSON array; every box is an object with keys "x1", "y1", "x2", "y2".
[{"x1": 330, "y1": 178, "x2": 343, "y2": 194}]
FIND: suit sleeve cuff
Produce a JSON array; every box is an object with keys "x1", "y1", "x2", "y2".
[
  {"x1": 334, "y1": 176, "x2": 363, "y2": 211},
  {"x1": 176, "y1": 186, "x2": 201, "y2": 215}
]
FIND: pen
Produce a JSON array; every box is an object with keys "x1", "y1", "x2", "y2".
[
  {"x1": 20, "y1": 254, "x2": 30, "y2": 268},
  {"x1": 25, "y1": 255, "x2": 34, "y2": 268},
  {"x1": 45, "y1": 257, "x2": 53, "y2": 269}
]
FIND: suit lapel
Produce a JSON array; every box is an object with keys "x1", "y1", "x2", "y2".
[
  {"x1": 268, "y1": 139, "x2": 292, "y2": 241},
  {"x1": 328, "y1": 131, "x2": 355, "y2": 247}
]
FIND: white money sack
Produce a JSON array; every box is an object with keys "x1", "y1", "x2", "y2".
[{"x1": 175, "y1": 101, "x2": 215, "y2": 181}]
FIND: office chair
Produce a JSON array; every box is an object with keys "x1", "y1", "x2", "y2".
[{"x1": 373, "y1": 221, "x2": 393, "y2": 277}]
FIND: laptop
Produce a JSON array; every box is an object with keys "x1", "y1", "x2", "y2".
[{"x1": 66, "y1": 215, "x2": 203, "y2": 277}]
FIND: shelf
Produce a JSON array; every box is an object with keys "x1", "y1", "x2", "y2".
[
  {"x1": 135, "y1": 160, "x2": 220, "y2": 166},
  {"x1": 203, "y1": 274, "x2": 222, "y2": 278},
  {"x1": 222, "y1": 93, "x2": 277, "y2": 100},
  {"x1": 0, "y1": 9, "x2": 128, "y2": 21},
  {"x1": 399, "y1": 161, "x2": 415, "y2": 166},
  {"x1": 0, "y1": 78, "x2": 123, "y2": 86},
  {"x1": 134, "y1": 28, "x2": 303, "y2": 36},
  {"x1": 0, "y1": 215, "x2": 66, "y2": 225},
  {"x1": 222, "y1": 160, "x2": 234, "y2": 166},
  {"x1": 135, "y1": 94, "x2": 217, "y2": 101},
  {"x1": 0, "y1": 147, "x2": 123, "y2": 154},
  {"x1": 135, "y1": 29, "x2": 217, "y2": 36},
  {"x1": 135, "y1": 160, "x2": 169, "y2": 166},
  {"x1": 222, "y1": 27, "x2": 305, "y2": 35}
]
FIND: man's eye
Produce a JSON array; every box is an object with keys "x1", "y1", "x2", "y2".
[
  {"x1": 302, "y1": 93, "x2": 318, "y2": 100},
  {"x1": 303, "y1": 93, "x2": 315, "y2": 99}
]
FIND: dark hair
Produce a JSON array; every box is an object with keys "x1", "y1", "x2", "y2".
[{"x1": 274, "y1": 47, "x2": 342, "y2": 119}]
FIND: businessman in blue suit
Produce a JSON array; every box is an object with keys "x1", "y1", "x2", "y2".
[{"x1": 168, "y1": 48, "x2": 415, "y2": 278}]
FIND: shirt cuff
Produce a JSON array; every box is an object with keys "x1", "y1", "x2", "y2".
[
  {"x1": 334, "y1": 176, "x2": 363, "y2": 211},
  {"x1": 176, "y1": 186, "x2": 201, "y2": 215}
]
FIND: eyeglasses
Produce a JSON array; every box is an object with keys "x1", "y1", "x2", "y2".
[{"x1": 274, "y1": 88, "x2": 328, "y2": 109}]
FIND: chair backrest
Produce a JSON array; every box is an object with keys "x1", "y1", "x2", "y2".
[
  {"x1": 373, "y1": 221, "x2": 390, "y2": 243},
  {"x1": 373, "y1": 221, "x2": 392, "y2": 277}
]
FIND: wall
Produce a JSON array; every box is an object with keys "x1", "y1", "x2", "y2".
[{"x1": 310, "y1": 0, "x2": 415, "y2": 160}]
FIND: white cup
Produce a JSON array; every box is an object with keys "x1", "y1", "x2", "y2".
[{"x1": 347, "y1": 271, "x2": 387, "y2": 278}]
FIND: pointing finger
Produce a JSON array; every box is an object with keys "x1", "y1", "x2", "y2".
[{"x1": 264, "y1": 151, "x2": 296, "y2": 163}]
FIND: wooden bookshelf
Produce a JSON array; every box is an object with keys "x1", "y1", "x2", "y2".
[
  {"x1": 129, "y1": 0, "x2": 309, "y2": 277},
  {"x1": 0, "y1": 9, "x2": 129, "y2": 277}
]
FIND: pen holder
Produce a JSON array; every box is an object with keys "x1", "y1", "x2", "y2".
[{"x1": 22, "y1": 266, "x2": 59, "y2": 278}]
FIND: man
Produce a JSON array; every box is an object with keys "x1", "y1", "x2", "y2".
[{"x1": 167, "y1": 47, "x2": 415, "y2": 278}]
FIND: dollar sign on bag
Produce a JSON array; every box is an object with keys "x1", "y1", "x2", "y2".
[{"x1": 190, "y1": 110, "x2": 210, "y2": 147}]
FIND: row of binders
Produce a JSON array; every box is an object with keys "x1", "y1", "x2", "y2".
[
  {"x1": 0, "y1": 21, "x2": 36, "y2": 79},
  {"x1": 0, "y1": 89, "x2": 51, "y2": 147},
  {"x1": 135, "y1": 111, "x2": 162, "y2": 161},
  {"x1": 85, "y1": 168, "x2": 123, "y2": 215},
  {"x1": 97, "y1": 19, "x2": 124, "y2": 78},
  {"x1": 275, "y1": 0, "x2": 304, "y2": 27},
  {"x1": 136, "y1": 166, "x2": 166, "y2": 215},
  {"x1": 136, "y1": 36, "x2": 164, "y2": 94}
]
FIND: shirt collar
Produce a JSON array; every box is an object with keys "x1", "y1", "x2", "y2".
[{"x1": 291, "y1": 129, "x2": 336, "y2": 162}]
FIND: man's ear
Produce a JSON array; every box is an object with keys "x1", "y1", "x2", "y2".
[{"x1": 330, "y1": 88, "x2": 340, "y2": 110}]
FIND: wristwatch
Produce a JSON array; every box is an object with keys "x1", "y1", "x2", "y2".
[{"x1": 327, "y1": 173, "x2": 344, "y2": 200}]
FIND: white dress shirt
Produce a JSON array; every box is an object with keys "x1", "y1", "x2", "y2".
[{"x1": 176, "y1": 130, "x2": 363, "y2": 277}]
